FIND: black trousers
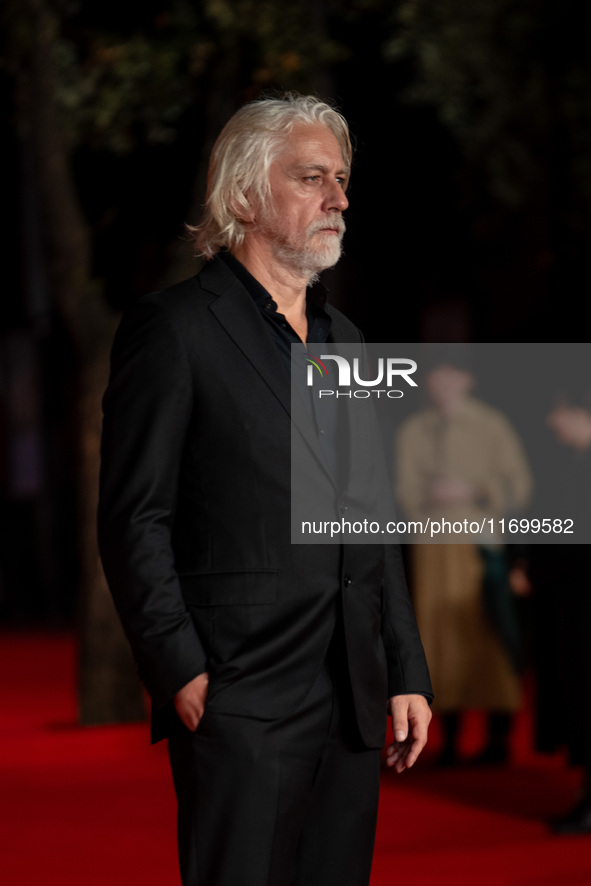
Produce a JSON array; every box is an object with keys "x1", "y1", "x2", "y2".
[{"x1": 167, "y1": 654, "x2": 381, "y2": 886}]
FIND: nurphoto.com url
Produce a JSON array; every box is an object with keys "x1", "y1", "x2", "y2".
[{"x1": 299, "y1": 517, "x2": 575, "y2": 539}]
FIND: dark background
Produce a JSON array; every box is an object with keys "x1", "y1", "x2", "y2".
[{"x1": 1, "y1": 0, "x2": 590, "y2": 718}]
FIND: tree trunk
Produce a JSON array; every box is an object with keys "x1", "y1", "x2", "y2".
[{"x1": 12, "y1": 0, "x2": 145, "y2": 723}]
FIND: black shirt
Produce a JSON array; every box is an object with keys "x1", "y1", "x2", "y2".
[
  {"x1": 219, "y1": 251, "x2": 344, "y2": 483},
  {"x1": 219, "y1": 251, "x2": 332, "y2": 358}
]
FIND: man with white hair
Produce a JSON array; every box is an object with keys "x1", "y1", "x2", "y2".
[{"x1": 98, "y1": 94, "x2": 432, "y2": 886}]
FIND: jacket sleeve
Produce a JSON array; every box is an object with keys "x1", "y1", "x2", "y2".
[
  {"x1": 97, "y1": 294, "x2": 208, "y2": 709},
  {"x1": 381, "y1": 543, "x2": 433, "y2": 702}
]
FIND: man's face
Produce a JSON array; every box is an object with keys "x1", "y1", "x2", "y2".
[{"x1": 254, "y1": 123, "x2": 349, "y2": 280}]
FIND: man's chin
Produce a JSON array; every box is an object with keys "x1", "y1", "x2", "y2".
[
  {"x1": 304, "y1": 240, "x2": 343, "y2": 273},
  {"x1": 271, "y1": 239, "x2": 343, "y2": 280}
]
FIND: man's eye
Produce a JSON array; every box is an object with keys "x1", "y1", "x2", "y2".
[{"x1": 304, "y1": 175, "x2": 321, "y2": 183}]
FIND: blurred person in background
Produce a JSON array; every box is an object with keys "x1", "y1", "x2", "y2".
[
  {"x1": 511, "y1": 402, "x2": 591, "y2": 834},
  {"x1": 396, "y1": 350, "x2": 532, "y2": 766}
]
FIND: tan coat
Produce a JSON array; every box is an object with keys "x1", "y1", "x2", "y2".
[{"x1": 395, "y1": 397, "x2": 532, "y2": 711}]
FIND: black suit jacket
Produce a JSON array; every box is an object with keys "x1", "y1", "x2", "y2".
[{"x1": 98, "y1": 256, "x2": 432, "y2": 746}]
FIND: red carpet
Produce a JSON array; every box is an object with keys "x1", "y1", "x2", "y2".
[{"x1": 1, "y1": 633, "x2": 590, "y2": 885}]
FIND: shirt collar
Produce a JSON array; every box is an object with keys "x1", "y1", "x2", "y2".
[{"x1": 218, "y1": 250, "x2": 330, "y2": 316}]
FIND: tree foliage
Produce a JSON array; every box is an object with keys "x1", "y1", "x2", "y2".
[
  {"x1": 388, "y1": 0, "x2": 591, "y2": 221},
  {"x1": 46, "y1": 0, "x2": 347, "y2": 155}
]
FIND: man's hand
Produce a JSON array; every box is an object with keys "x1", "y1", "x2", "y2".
[
  {"x1": 385, "y1": 694, "x2": 432, "y2": 773},
  {"x1": 174, "y1": 672, "x2": 209, "y2": 731}
]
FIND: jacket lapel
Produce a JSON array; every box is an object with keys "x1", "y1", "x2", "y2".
[
  {"x1": 199, "y1": 259, "x2": 336, "y2": 485},
  {"x1": 200, "y1": 259, "x2": 291, "y2": 417}
]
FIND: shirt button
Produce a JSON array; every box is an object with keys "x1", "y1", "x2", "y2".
[
  {"x1": 338, "y1": 501, "x2": 348, "y2": 516},
  {"x1": 343, "y1": 575, "x2": 352, "y2": 588}
]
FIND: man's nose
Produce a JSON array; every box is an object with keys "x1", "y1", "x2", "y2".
[{"x1": 324, "y1": 182, "x2": 349, "y2": 213}]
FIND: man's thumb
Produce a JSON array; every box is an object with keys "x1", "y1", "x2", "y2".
[{"x1": 391, "y1": 700, "x2": 408, "y2": 742}]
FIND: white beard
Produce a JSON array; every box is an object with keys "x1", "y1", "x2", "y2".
[{"x1": 261, "y1": 214, "x2": 346, "y2": 283}]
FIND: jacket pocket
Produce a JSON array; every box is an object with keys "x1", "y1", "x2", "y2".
[{"x1": 179, "y1": 570, "x2": 278, "y2": 606}]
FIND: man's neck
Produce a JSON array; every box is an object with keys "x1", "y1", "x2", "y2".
[{"x1": 232, "y1": 241, "x2": 309, "y2": 317}]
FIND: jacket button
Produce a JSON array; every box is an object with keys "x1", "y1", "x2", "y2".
[{"x1": 343, "y1": 575, "x2": 352, "y2": 588}]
